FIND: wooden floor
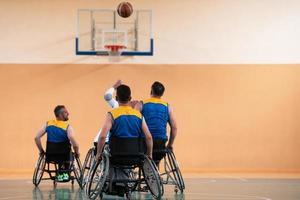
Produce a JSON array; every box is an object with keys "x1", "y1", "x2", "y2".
[{"x1": 0, "y1": 177, "x2": 299, "y2": 200}]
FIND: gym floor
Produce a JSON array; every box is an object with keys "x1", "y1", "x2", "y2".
[{"x1": 1, "y1": 176, "x2": 299, "y2": 200}]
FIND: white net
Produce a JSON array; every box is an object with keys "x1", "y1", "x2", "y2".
[{"x1": 105, "y1": 45, "x2": 126, "y2": 62}]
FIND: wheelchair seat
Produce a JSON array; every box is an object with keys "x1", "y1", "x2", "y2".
[{"x1": 45, "y1": 141, "x2": 71, "y2": 163}]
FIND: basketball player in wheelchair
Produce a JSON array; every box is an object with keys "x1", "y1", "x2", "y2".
[
  {"x1": 81, "y1": 80, "x2": 122, "y2": 187},
  {"x1": 33, "y1": 105, "x2": 82, "y2": 187},
  {"x1": 81, "y1": 80, "x2": 141, "y2": 187},
  {"x1": 85, "y1": 84, "x2": 163, "y2": 199},
  {"x1": 135, "y1": 81, "x2": 185, "y2": 193}
]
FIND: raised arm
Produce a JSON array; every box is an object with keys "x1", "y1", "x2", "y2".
[
  {"x1": 104, "y1": 80, "x2": 122, "y2": 109},
  {"x1": 67, "y1": 125, "x2": 80, "y2": 157},
  {"x1": 96, "y1": 113, "x2": 113, "y2": 160},
  {"x1": 141, "y1": 118, "x2": 153, "y2": 158},
  {"x1": 34, "y1": 124, "x2": 47, "y2": 154},
  {"x1": 167, "y1": 105, "x2": 177, "y2": 150},
  {"x1": 133, "y1": 100, "x2": 143, "y2": 111}
]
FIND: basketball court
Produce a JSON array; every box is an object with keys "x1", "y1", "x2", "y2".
[
  {"x1": 1, "y1": 0, "x2": 300, "y2": 199},
  {"x1": 1, "y1": 176, "x2": 300, "y2": 200}
]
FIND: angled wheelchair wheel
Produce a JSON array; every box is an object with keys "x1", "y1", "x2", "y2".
[
  {"x1": 33, "y1": 153, "x2": 46, "y2": 187},
  {"x1": 82, "y1": 148, "x2": 94, "y2": 187},
  {"x1": 166, "y1": 149, "x2": 185, "y2": 192},
  {"x1": 73, "y1": 156, "x2": 83, "y2": 188},
  {"x1": 142, "y1": 156, "x2": 163, "y2": 199},
  {"x1": 152, "y1": 158, "x2": 164, "y2": 196},
  {"x1": 85, "y1": 152, "x2": 109, "y2": 200}
]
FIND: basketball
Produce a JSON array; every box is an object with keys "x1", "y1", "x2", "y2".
[{"x1": 117, "y1": 2, "x2": 133, "y2": 18}]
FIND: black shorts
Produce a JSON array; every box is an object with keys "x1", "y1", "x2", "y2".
[{"x1": 153, "y1": 139, "x2": 167, "y2": 163}]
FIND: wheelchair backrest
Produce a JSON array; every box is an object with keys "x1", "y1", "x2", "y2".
[
  {"x1": 109, "y1": 136, "x2": 146, "y2": 166},
  {"x1": 45, "y1": 141, "x2": 72, "y2": 163},
  {"x1": 46, "y1": 141, "x2": 71, "y2": 155},
  {"x1": 109, "y1": 136, "x2": 146, "y2": 156}
]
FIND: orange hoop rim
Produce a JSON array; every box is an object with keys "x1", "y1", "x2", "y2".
[{"x1": 104, "y1": 45, "x2": 126, "y2": 52}]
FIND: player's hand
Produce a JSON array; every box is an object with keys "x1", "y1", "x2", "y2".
[
  {"x1": 147, "y1": 153, "x2": 152, "y2": 159},
  {"x1": 113, "y1": 80, "x2": 122, "y2": 89},
  {"x1": 130, "y1": 100, "x2": 139, "y2": 108},
  {"x1": 39, "y1": 149, "x2": 45, "y2": 156},
  {"x1": 167, "y1": 143, "x2": 173, "y2": 151},
  {"x1": 75, "y1": 152, "x2": 80, "y2": 158},
  {"x1": 96, "y1": 153, "x2": 102, "y2": 161}
]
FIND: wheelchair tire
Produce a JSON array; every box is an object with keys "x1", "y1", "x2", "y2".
[
  {"x1": 167, "y1": 149, "x2": 185, "y2": 192},
  {"x1": 32, "y1": 153, "x2": 46, "y2": 187},
  {"x1": 85, "y1": 153, "x2": 109, "y2": 200},
  {"x1": 142, "y1": 156, "x2": 163, "y2": 199},
  {"x1": 151, "y1": 159, "x2": 164, "y2": 196},
  {"x1": 81, "y1": 148, "x2": 94, "y2": 187},
  {"x1": 73, "y1": 156, "x2": 83, "y2": 189}
]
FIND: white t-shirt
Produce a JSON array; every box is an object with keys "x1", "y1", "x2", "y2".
[
  {"x1": 104, "y1": 87, "x2": 119, "y2": 109},
  {"x1": 94, "y1": 87, "x2": 119, "y2": 143}
]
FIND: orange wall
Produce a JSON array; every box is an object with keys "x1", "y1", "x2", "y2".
[
  {"x1": 1, "y1": 0, "x2": 300, "y2": 64},
  {"x1": 0, "y1": 64, "x2": 300, "y2": 173}
]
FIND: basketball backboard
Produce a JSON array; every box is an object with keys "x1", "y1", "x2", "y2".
[{"x1": 76, "y1": 9, "x2": 153, "y2": 56}]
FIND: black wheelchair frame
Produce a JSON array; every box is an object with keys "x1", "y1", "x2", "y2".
[
  {"x1": 32, "y1": 151, "x2": 83, "y2": 188},
  {"x1": 85, "y1": 137, "x2": 163, "y2": 200},
  {"x1": 152, "y1": 139, "x2": 185, "y2": 193},
  {"x1": 156, "y1": 148, "x2": 185, "y2": 193}
]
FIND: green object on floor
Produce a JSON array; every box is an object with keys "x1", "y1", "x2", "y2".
[
  {"x1": 57, "y1": 174, "x2": 63, "y2": 182},
  {"x1": 62, "y1": 173, "x2": 69, "y2": 181},
  {"x1": 56, "y1": 173, "x2": 69, "y2": 182}
]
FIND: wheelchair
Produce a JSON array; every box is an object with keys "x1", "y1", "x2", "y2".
[
  {"x1": 32, "y1": 141, "x2": 83, "y2": 188},
  {"x1": 152, "y1": 139, "x2": 185, "y2": 193},
  {"x1": 85, "y1": 137, "x2": 163, "y2": 200}
]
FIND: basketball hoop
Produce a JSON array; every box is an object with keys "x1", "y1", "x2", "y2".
[{"x1": 105, "y1": 45, "x2": 126, "y2": 57}]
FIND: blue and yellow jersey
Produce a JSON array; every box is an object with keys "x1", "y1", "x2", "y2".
[
  {"x1": 46, "y1": 120, "x2": 69, "y2": 143},
  {"x1": 109, "y1": 106, "x2": 143, "y2": 139},
  {"x1": 142, "y1": 98, "x2": 169, "y2": 140}
]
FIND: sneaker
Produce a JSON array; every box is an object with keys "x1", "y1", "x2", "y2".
[
  {"x1": 62, "y1": 173, "x2": 69, "y2": 181},
  {"x1": 57, "y1": 174, "x2": 63, "y2": 182}
]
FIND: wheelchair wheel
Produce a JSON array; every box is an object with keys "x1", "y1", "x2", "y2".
[
  {"x1": 85, "y1": 152, "x2": 109, "y2": 200},
  {"x1": 142, "y1": 156, "x2": 163, "y2": 199},
  {"x1": 166, "y1": 149, "x2": 185, "y2": 192},
  {"x1": 81, "y1": 148, "x2": 94, "y2": 187},
  {"x1": 33, "y1": 153, "x2": 46, "y2": 187},
  {"x1": 151, "y1": 158, "x2": 164, "y2": 196},
  {"x1": 73, "y1": 156, "x2": 83, "y2": 188}
]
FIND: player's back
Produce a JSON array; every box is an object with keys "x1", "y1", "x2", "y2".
[{"x1": 142, "y1": 98, "x2": 169, "y2": 140}]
